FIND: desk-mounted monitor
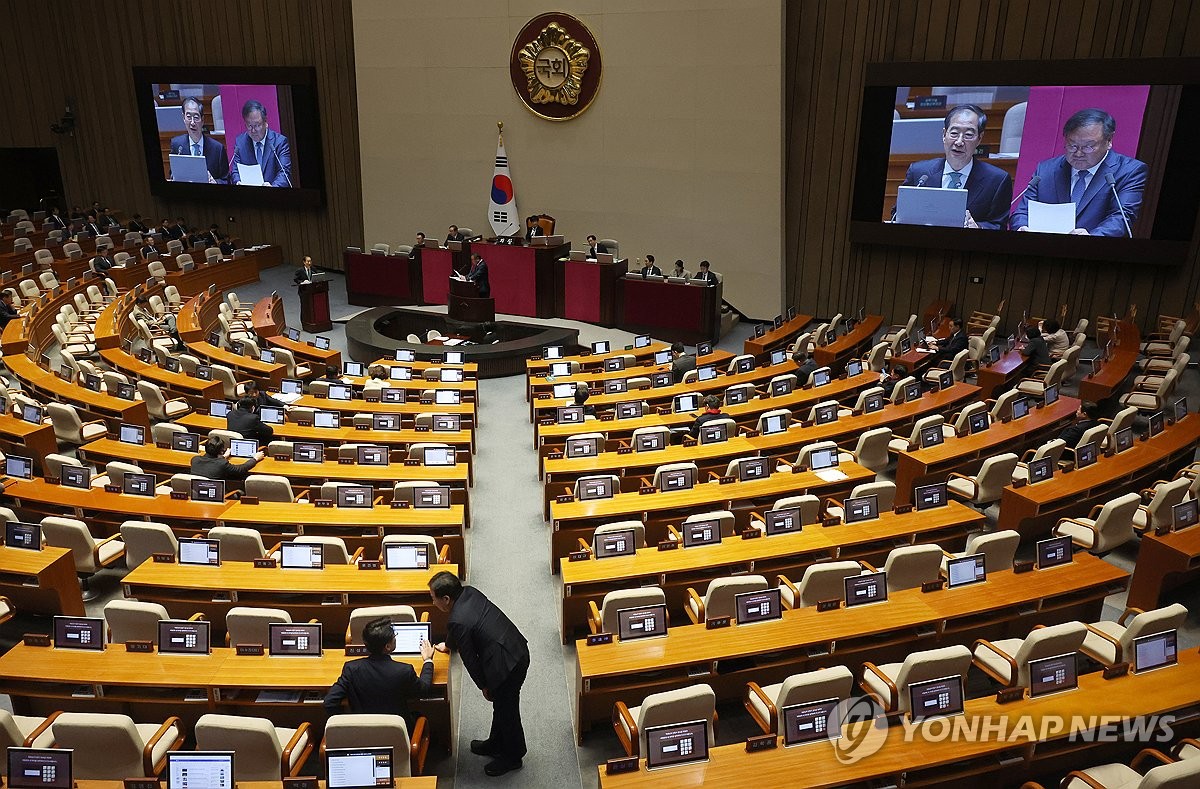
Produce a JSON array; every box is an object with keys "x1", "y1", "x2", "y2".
[
  {"x1": 946, "y1": 553, "x2": 986, "y2": 588},
  {"x1": 907, "y1": 675, "x2": 965, "y2": 722},
  {"x1": 1028, "y1": 653, "x2": 1078, "y2": 698},
  {"x1": 5, "y1": 521, "x2": 41, "y2": 550},
  {"x1": 844, "y1": 571, "x2": 887, "y2": 607},
  {"x1": 159, "y1": 619, "x2": 212, "y2": 656},
  {"x1": 179, "y1": 537, "x2": 220, "y2": 566},
  {"x1": 280, "y1": 541, "x2": 324, "y2": 569},
  {"x1": 594, "y1": 528, "x2": 637, "y2": 559},
  {"x1": 764, "y1": 507, "x2": 802, "y2": 535},
  {"x1": 53, "y1": 616, "x2": 104, "y2": 650},
  {"x1": 1133, "y1": 630, "x2": 1178, "y2": 674},
  {"x1": 384, "y1": 542, "x2": 430, "y2": 570},
  {"x1": 682, "y1": 519, "x2": 722, "y2": 547},
  {"x1": 268, "y1": 622, "x2": 323, "y2": 657},
  {"x1": 782, "y1": 698, "x2": 841, "y2": 747},
  {"x1": 616, "y1": 603, "x2": 668, "y2": 642},
  {"x1": 7, "y1": 749, "x2": 73, "y2": 789},
  {"x1": 565, "y1": 435, "x2": 600, "y2": 458},
  {"x1": 734, "y1": 588, "x2": 782, "y2": 625},
  {"x1": 914, "y1": 483, "x2": 948, "y2": 510},
  {"x1": 843, "y1": 494, "x2": 878, "y2": 524},
  {"x1": 293, "y1": 442, "x2": 324, "y2": 462},
  {"x1": 1036, "y1": 535, "x2": 1073, "y2": 569},
  {"x1": 644, "y1": 720, "x2": 709, "y2": 770}
]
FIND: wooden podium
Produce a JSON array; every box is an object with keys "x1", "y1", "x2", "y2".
[
  {"x1": 298, "y1": 279, "x2": 332, "y2": 333},
  {"x1": 448, "y1": 278, "x2": 494, "y2": 324}
]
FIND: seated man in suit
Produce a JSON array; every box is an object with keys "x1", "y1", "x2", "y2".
[
  {"x1": 897, "y1": 104, "x2": 1013, "y2": 229},
  {"x1": 524, "y1": 215, "x2": 544, "y2": 241},
  {"x1": 227, "y1": 397, "x2": 275, "y2": 444},
  {"x1": 792, "y1": 351, "x2": 818, "y2": 383},
  {"x1": 190, "y1": 435, "x2": 264, "y2": 482},
  {"x1": 670, "y1": 341, "x2": 696, "y2": 383},
  {"x1": 44, "y1": 207, "x2": 66, "y2": 231},
  {"x1": 324, "y1": 617, "x2": 435, "y2": 728},
  {"x1": 1012, "y1": 108, "x2": 1148, "y2": 236},
  {"x1": 1060, "y1": 401, "x2": 1103, "y2": 449},
  {"x1": 689, "y1": 395, "x2": 725, "y2": 438},
  {"x1": 446, "y1": 225, "x2": 466, "y2": 243},
  {"x1": 139, "y1": 240, "x2": 158, "y2": 260},
  {"x1": 670, "y1": 259, "x2": 691, "y2": 279},
  {"x1": 81, "y1": 213, "x2": 103, "y2": 238},
  {"x1": 293, "y1": 255, "x2": 321, "y2": 284},
  {"x1": 126, "y1": 213, "x2": 148, "y2": 233},
  {"x1": 879, "y1": 362, "x2": 908, "y2": 399},
  {"x1": 584, "y1": 235, "x2": 608, "y2": 259},
  {"x1": 90, "y1": 252, "x2": 114, "y2": 273},
  {"x1": 244, "y1": 379, "x2": 287, "y2": 409},
  {"x1": 466, "y1": 253, "x2": 490, "y2": 297},
  {"x1": 230, "y1": 99, "x2": 292, "y2": 187},
  {"x1": 692, "y1": 260, "x2": 719, "y2": 284},
  {"x1": 1021, "y1": 325, "x2": 1052, "y2": 368},
  {"x1": 639, "y1": 254, "x2": 663, "y2": 278},
  {"x1": 169, "y1": 97, "x2": 230, "y2": 184},
  {"x1": 927, "y1": 317, "x2": 968, "y2": 364},
  {"x1": 573, "y1": 384, "x2": 596, "y2": 417},
  {"x1": 0, "y1": 291, "x2": 19, "y2": 329}
]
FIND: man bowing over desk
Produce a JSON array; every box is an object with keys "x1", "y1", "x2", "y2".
[{"x1": 466, "y1": 253, "x2": 490, "y2": 298}]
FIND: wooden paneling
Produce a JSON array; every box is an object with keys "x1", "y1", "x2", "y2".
[
  {"x1": 785, "y1": 0, "x2": 1200, "y2": 334},
  {"x1": 0, "y1": 0, "x2": 362, "y2": 271}
]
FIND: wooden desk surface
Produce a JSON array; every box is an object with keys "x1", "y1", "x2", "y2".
[
  {"x1": 178, "y1": 413, "x2": 475, "y2": 452},
  {"x1": 292, "y1": 394, "x2": 477, "y2": 418},
  {"x1": 1127, "y1": 524, "x2": 1200, "y2": 610},
  {"x1": 811, "y1": 315, "x2": 884, "y2": 371},
  {"x1": 79, "y1": 782, "x2": 436, "y2": 789},
  {"x1": 4, "y1": 355, "x2": 151, "y2": 428},
  {"x1": 123, "y1": 560, "x2": 453, "y2": 596},
  {"x1": 1078, "y1": 320, "x2": 1141, "y2": 403},
  {"x1": 598, "y1": 648, "x2": 1200, "y2": 788},
  {"x1": 369, "y1": 356, "x2": 480, "y2": 376},
  {"x1": 998, "y1": 414, "x2": 1200, "y2": 536},
  {"x1": 894, "y1": 395, "x2": 1079, "y2": 503},
  {"x1": 743, "y1": 313, "x2": 814, "y2": 356},
  {"x1": 0, "y1": 544, "x2": 85, "y2": 616},
  {"x1": 526, "y1": 342, "x2": 672, "y2": 374},
  {"x1": 975, "y1": 348, "x2": 1029, "y2": 398},
  {"x1": 527, "y1": 350, "x2": 735, "y2": 392},
  {"x1": 218, "y1": 500, "x2": 466, "y2": 530},
  {"x1": 6, "y1": 478, "x2": 230, "y2": 524}
]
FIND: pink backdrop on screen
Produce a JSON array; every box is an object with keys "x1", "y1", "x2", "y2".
[
  {"x1": 218, "y1": 84, "x2": 281, "y2": 160},
  {"x1": 1013, "y1": 85, "x2": 1150, "y2": 189}
]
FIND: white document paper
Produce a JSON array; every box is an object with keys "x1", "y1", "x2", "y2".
[
  {"x1": 1027, "y1": 200, "x2": 1077, "y2": 233},
  {"x1": 814, "y1": 469, "x2": 849, "y2": 483},
  {"x1": 237, "y1": 163, "x2": 266, "y2": 186}
]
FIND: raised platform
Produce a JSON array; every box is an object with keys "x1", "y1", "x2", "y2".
[{"x1": 345, "y1": 307, "x2": 579, "y2": 378}]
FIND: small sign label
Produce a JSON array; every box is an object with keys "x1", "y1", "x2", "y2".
[
  {"x1": 124, "y1": 640, "x2": 155, "y2": 653},
  {"x1": 816, "y1": 599, "x2": 840, "y2": 612},
  {"x1": 358, "y1": 560, "x2": 381, "y2": 570},
  {"x1": 240, "y1": 496, "x2": 259, "y2": 505},
  {"x1": 746, "y1": 734, "x2": 778, "y2": 752},
  {"x1": 741, "y1": 529, "x2": 762, "y2": 540},
  {"x1": 605, "y1": 757, "x2": 639, "y2": 775},
  {"x1": 253, "y1": 558, "x2": 278, "y2": 569},
  {"x1": 235, "y1": 643, "x2": 265, "y2": 656},
  {"x1": 657, "y1": 540, "x2": 678, "y2": 551},
  {"x1": 151, "y1": 553, "x2": 175, "y2": 563},
  {"x1": 1104, "y1": 663, "x2": 1130, "y2": 680},
  {"x1": 23, "y1": 633, "x2": 51, "y2": 647},
  {"x1": 586, "y1": 633, "x2": 614, "y2": 646},
  {"x1": 706, "y1": 616, "x2": 731, "y2": 630},
  {"x1": 568, "y1": 550, "x2": 590, "y2": 562},
  {"x1": 344, "y1": 645, "x2": 370, "y2": 657},
  {"x1": 921, "y1": 579, "x2": 946, "y2": 593},
  {"x1": 996, "y1": 687, "x2": 1025, "y2": 704}
]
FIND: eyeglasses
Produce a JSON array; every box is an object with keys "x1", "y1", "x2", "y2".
[
  {"x1": 246, "y1": 122, "x2": 265, "y2": 132},
  {"x1": 1065, "y1": 141, "x2": 1103, "y2": 154},
  {"x1": 945, "y1": 129, "x2": 978, "y2": 141},
  {"x1": 183, "y1": 112, "x2": 203, "y2": 121}
]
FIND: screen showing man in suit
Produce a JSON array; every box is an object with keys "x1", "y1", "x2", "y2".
[
  {"x1": 1012, "y1": 108, "x2": 1148, "y2": 237},
  {"x1": 897, "y1": 104, "x2": 1013, "y2": 229},
  {"x1": 169, "y1": 97, "x2": 230, "y2": 183},
  {"x1": 230, "y1": 99, "x2": 294, "y2": 187}
]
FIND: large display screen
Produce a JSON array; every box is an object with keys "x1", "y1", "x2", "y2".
[
  {"x1": 133, "y1": 66, "x2": 324, "y2": 207},
  {"x1": 850, "y1": 58, "x2": 1200, "y2": 264}
]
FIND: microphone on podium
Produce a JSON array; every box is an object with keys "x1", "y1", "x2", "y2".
[
  {"x1": 1106, "y1": 173, "x2": 1133, "y2": 238},
  {"x1": 1008, "y1": 174, "x2": 1041, "y2": 211},
  {"x1": 915, "y1": 174, "x2": 929, "y2": 188}
]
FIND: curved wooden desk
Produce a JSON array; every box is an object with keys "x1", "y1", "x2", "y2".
[
  {"x1": 810, "y1": 314, "x2": 884, "y2": 374},
  {"x1": 743, "y1": 313, "x2": 814, "y2": 357}
]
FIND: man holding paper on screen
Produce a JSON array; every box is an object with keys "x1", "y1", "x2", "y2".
[
  {"x1": 897, "y1": 104, "x2": 1013, "y2": 229},
  {"x1": 230, "y1": 99, "x2": 293, "y2": 187},
  {"x1": 1011, "y1": 108, "x2": 1147, "y2": 236}
]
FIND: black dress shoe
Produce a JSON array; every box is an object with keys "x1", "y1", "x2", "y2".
[
  {"x1": 484, "y1": 758, "x2": 522, "y2": 777},
  {"x1": 470, "y1": 739, "x2": 497, "y2": 756}
]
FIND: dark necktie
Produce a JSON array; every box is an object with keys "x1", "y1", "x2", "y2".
[
  {"x1": 255, "y1": 141, "x2": 263, "y2": 165},
  {"x1": 1071, "y1": 170, "x2": 1089, "y2": 206},
  {"x1": 192, "y1": 141, "x2": 201, "y2": 157},
  {"x1": 949, "y1": 171, "x2": 963, "y2": 189}
]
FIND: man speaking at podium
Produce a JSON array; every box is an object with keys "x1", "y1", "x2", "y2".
[
  {"x1": 898, "y1": 104, "x2": 1012, "y2": 229},
  {"x1": 465, "y1": 252, "x2": 490, "y2": 297},
  {"x1": 293, "y1": 255, "x2": 324, "y2": 285}
]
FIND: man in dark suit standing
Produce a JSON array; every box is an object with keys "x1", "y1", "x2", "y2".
[
  {"x1": 324, "y1": 618, "x2": 435, "y2": 727},
  {"x1": 230, "y1": 99, "x2": 292, "y2": 187},
  {"x1": 190, "y1": 435, "x2": 264, "y2": 482},
  {"x1": 584, "y1": 234, "x2": 608, "y2": 259},
  {"x1": 1012, "y1": 108, "x2": 1148, "y2": 237},
  {"x1": 465, "y1": 253, "x2": 490, "y2": 297},
  {"x1": 639, "y1": 254, "x2": 663, "y2": 277},
  {"x1": 169, "y1": 97, "x2": 230, "y2": 184},
  {"x1": 294, "y1": 255, "x2": 322, "y2": 285},
  {"x1": 693, "y1": 260, "x2": 720, "y2": 284},
  {"x1": 227, "y1": 397, "x2": 274, "y2": 444},
  {"x1": 897, "y1": 104, "x2": 1013, "y2": 230},
  {"x1": 429, "y1": 571, "x2": 529, "y2": 777}
]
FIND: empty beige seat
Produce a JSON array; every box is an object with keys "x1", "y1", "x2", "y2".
[
  {"x1": 778, "y1": 561, "x2": 862, "y2": 608},
  {"x1": 104, "y1": 599, "x2": 170, "y2": 643},
  {"x1": 879, "y1": 544, "x2": 944, "y2": 592},
  {"x1": 768, "y1": 494, "x2": 821, "y2": 527},
  {"x1": 861, "y1": 644, "x2": 973, "y2": 712},
  {"x1": 946, "y1": 453, "x2": 1019, "y2": 507},
  {"x1": 613, "y1": 683, "x2": 716, "y2": 757},
  {"x1": 853, "y1": 427, "x2": 893, "y2": 474},
  {"x1": 323, "y1": 713, "x2": 426, "y2": 777},
  {"x1": 1060, "y1": 750, "x2": 1200, "y2": 788},
  {"x1": 226, "y1": 606, "x2": 292, "y2": 646},
  {"x1": 586, "y1": 521, "x2": 646, "y2": 554},
  {"x1": 119, "y1": 521, "x2": 178, "y2": 568},
  {"x1": 588, "y1": 587, "x2": 667, "y2": 635},
  {"x1": 50, "y1": 712, "x2": 184, "y2": 778},
  {"x1": 1080, "y1": 603, "x2": 1188, "y2": 667},
  {"x1": 40, "y1": 516, "x2": 125, "y2": 600},
  {"x1": 0, "y1": 708, "x2": 55, "y2": 754},
  {"x1": 1133, "y1": 477, "x2": 1191, "y2": 533},
  {"x1": 941, "y1": 530, "x2": 1020, "y2": 574},
  {"x1": 685, "y1": 574, "x2": 767, "y2": 624},
  {"x1": 138, "y1": 380, "x2": 191, "y2": 420},
  {"x1": 208, "y1": 526, "x2": 274, "y2": 561},
  {"x1": 245, "y1": 474, "x2": 297, "y2": 502},
  {"x1": 745, "y1": 665, "x2": 855, "y2": 735},
  {"x1": 825, "y1": 481, "x2": 896, "y2": 520},
  {"x1": 294, "y1": 535, "x2": 360, "y2": 564},
  {"x1": 194, "y1": 713, "x2": 312, "y2": 780},
  {"x1": 972, "y1": 621, "x2": 1088, "y2": 687},
  {"x1": 1054, "y1": 492, "x2": 1142, "y2": 553}
]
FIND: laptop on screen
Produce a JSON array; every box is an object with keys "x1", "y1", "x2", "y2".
[
  {"x1": 918, "y1": 424, "x2": 944, "y2": 449},
  {"x1": 325, "y1": 747, "x2": 395, "y2": 789},
  {"x1": 907, "y1": 675, "x2": 965, "y2": 721},
  {"x1": 389, "y1": 366, "x2": 412, "y2": 381},
  {"x1": 209, "y1": 400, "x2": 231, "y2": 418},
  {"x1": 862, "y1": 392, "x2": 885, "y2": 414},
  {"x1": 635, "y1": 432, "x2": 665, "y2": 452},
  {"x1": 390, "y1": 623, "x2": 432, "y2": 656},
  {"x1": 556, "y1": 406, "x2": 584, "y2": 425},
  {"x1": 384, "y1": 542, "x2": 430, "y2": 570},
  {"x1": 1148, "y1": 410, "x2": 1165, "y2": 437},
  {"x1": 118, "y1": 423, "x2": 145, "y2": 445},
  {"x1": 268, "y1": 622, "x2": 323, "y2": 656},
  {"x1": 158, "y1": 620, "x2": 212, "y2": 656},
  {"x1": 673, "y1": 394, "x2": 700, "y2": 413},
  {"x1": 423, "y1": 446, "x2": 456, "y2": 466},
  {"x1": 1027, "y1": 456, "x2": 1054, "y2": 484},
  {"x1": 328, "y1": 384, "x2": 352, "y2": 401},
  {"x1": 814, "y1": 403, "x2": 838, "y2": 425},
  {"x1": 968, "y1": 411, "x2": 990, "y2": 434},
  {"x1": 808, "y1": 448, "x2": 838, "y2": 471},
  {"x1": 315, "y1": 410, "x2": 340, "y2": 428},
  {"x1": 761, "y1": 413, "x2": 788, "y2": 435},
  {"x1": 781, "y1": 698, "x2": 841, "y2": 747},
  {"x1": 605, "y1": 357, "x2": 626, "y2": 372},
  {"x1": 259, "y1": 406, "x2": 284, "y2": 425},
  {"x1": 945, "y1": 554, "x2": 986, "y2": 588},
  {"x1": 1028, "y1": 653, "x2": 1078, "y2": 697},
  {"x1": 616, "y1": 604, "x2": 668, "y2": 641},
  {"x1": 165, "y1": 752, "x2": 233, "y2": 789},
  {"x1": 1133, "y1": 630, "x2": 1178, "y2": 674},
  {"x1": 1011, "y1": 397, "x2": 1030, "y2": 420},
  {"x1": 592, "y1": 341, "x2": 610, "y2": 354},
  {"x1": 229, "y1": 439, "x2": 258, "y2": 459},
  {"x1": 433, "y1": 414, "x2": 460, "y2": 432},
  {"x1": 645, "y1": 721, "x2": 709, "y2": 770}
]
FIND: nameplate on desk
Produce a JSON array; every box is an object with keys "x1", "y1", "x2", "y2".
[
  {"x1": 894, "y1": 504, "x2": 914, "y2": 515},
  {"x1": 657, "y1": 407, "x2": 671, "y2": 415},
  {"x1": 124, "y1": 779, "x2": 161, "y2": 789},
  {"x1": 616, "y1": 447, "x2": 632, "y2": 455},
  {"x1": 682, "y1": 438, "x2": 697, "y2": 447},
  {"x1": 314, "y1": 499, "x2": 334, "y2": 508},
  {"x1": 155, "y1": 441, "x2": 171, "y2": 449},
  {"x1": 915, "y1": 94, "x2": 948, "y2": 109},
  {"x1": 404, "y1": 459, "x2": 421, "y2": 466},
  {"x1": 1104, "y1": 662, "x2": 1130, "y2": 680},
  {"x1": 745, "y1": 430, "x2": 761, "y2": 438},
  {"x1": 419, "y1": 399, "x2": 433, "y2": 405},
  {"x1": 253, "y1": 558, "x2": 277, "y2": 568},
  {"x1": 822, "y1": 516, "x2": 841, "y2": 528},
  {"x1": 23, "y1": 633, "x2": 50, "y2": 647},
  {"x1": 391, "y1": 501, "x2": 410, "y2": 509},
  {"x1": 169, "y1": 492, "x2": 188, "y2": 500},
  {"x1": 283, "y1": 778, "x2": 319, "y2": 789},
  {"x1": 235, "y1": 644, "x2": 265, "y2": 656},
  {"x1": 104, "y1": 484, "x2": 121, "y2": 493},
  {"x1": 354, "y1": 424, "x2": 369, "y2": 431},
  {"x1": 586, "y1": 633, "x2": 614, "y2": 646},
  {"x1": 1013, "y1": 559, "x2": 1034, "y2": 574},
  {"x1": 657, "y1": 540, "x2": 678, "y2": 551},
  {"x1": 746, "y1": 734, "x2": 778, "y2": 752},
  {"x1": 125, "y1": 640, "x2": 155, "y2": 653},
  {"x1": 1012, "y1": 478, "x2": 1027, "y2": 488},
  {"x1": 363, "y1": 395, "x2": 380, "y2": 403},
  {"x1": 718, "y1": 476, "x2": 736, "y2": 485},
  {"x1": 1062, "y1": 465, "x2": 1074, "y2": 474},
  {"x1": 706, "y1": 616, "x2": 731, "y2": 630},
  {"x1": 605, "y1": 757, "x2": 639, "y2": 776},
  {"x1": 45, "y1": 475, "x2": 60, "y2": 485},
  {"x1": 792, "y1": 465, "x2": 807, "y2": 474},
  {"x1": 567, "y1": 550, "x2": 591, "y2": 562},
  {"x1": 816, "y1": 599, "x2": 840, "y2": 612},
  {"x1": 312, "y1": 392, "x2": 326, "y2": 399},
  {"x1": 1155, "y1": 524, "x2": 1173, "y2": 536},
  {"x1": 414, "y1": 425, "x2": 430, "y2": 432},
  {"x1": 639, "y1": 487, "x2": 656, "y2": 495},
  {"x1": 338, "y1": 458, "x2": 355, "y2": 465},
  {"x1": 1001, "y1": 416, "x2": 1012, "y2": 424},
  {"x1": 741, "y1": 528, "x2": 762, "y2": 540},
  {"x1": 800, "y1": 420, "x2": 814, "y2": 429},
  {"x1": 547, "y1": 451, "x2": 564, "y2": 461},
  {"x1": 530, "y1": 355, "x2": 543, "y2": 362},
  {"x1": 151, "y1": 553, "x2": 175, "y2": 563},
  {"x1": 296, "y1": 420, "x2": 313, "y2": 427},
  {"x1": 537, "y1": 418, "x2": 554, "y2": 427},
  {"x1": 579, "y1": 350, "x2": 592, "y2": 357},
  {"x1": 535, "y1": 393, "x2": 551, "y2": 401},
  {"x1": 995, "y1": 687, "x2": 1025, "y2": 704},
  {"x1": 599, "y1": 414, "x2": 615, "y2": 422},
  {"x1": 274, "y1": 454, "x2": 290, "y2": 461},
  {"x1": 358, "y1": 560, "x2": 381, "y2": 570},
  {"x1": 921, "y1": 579, "x2": 946, "y2": 593}
]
